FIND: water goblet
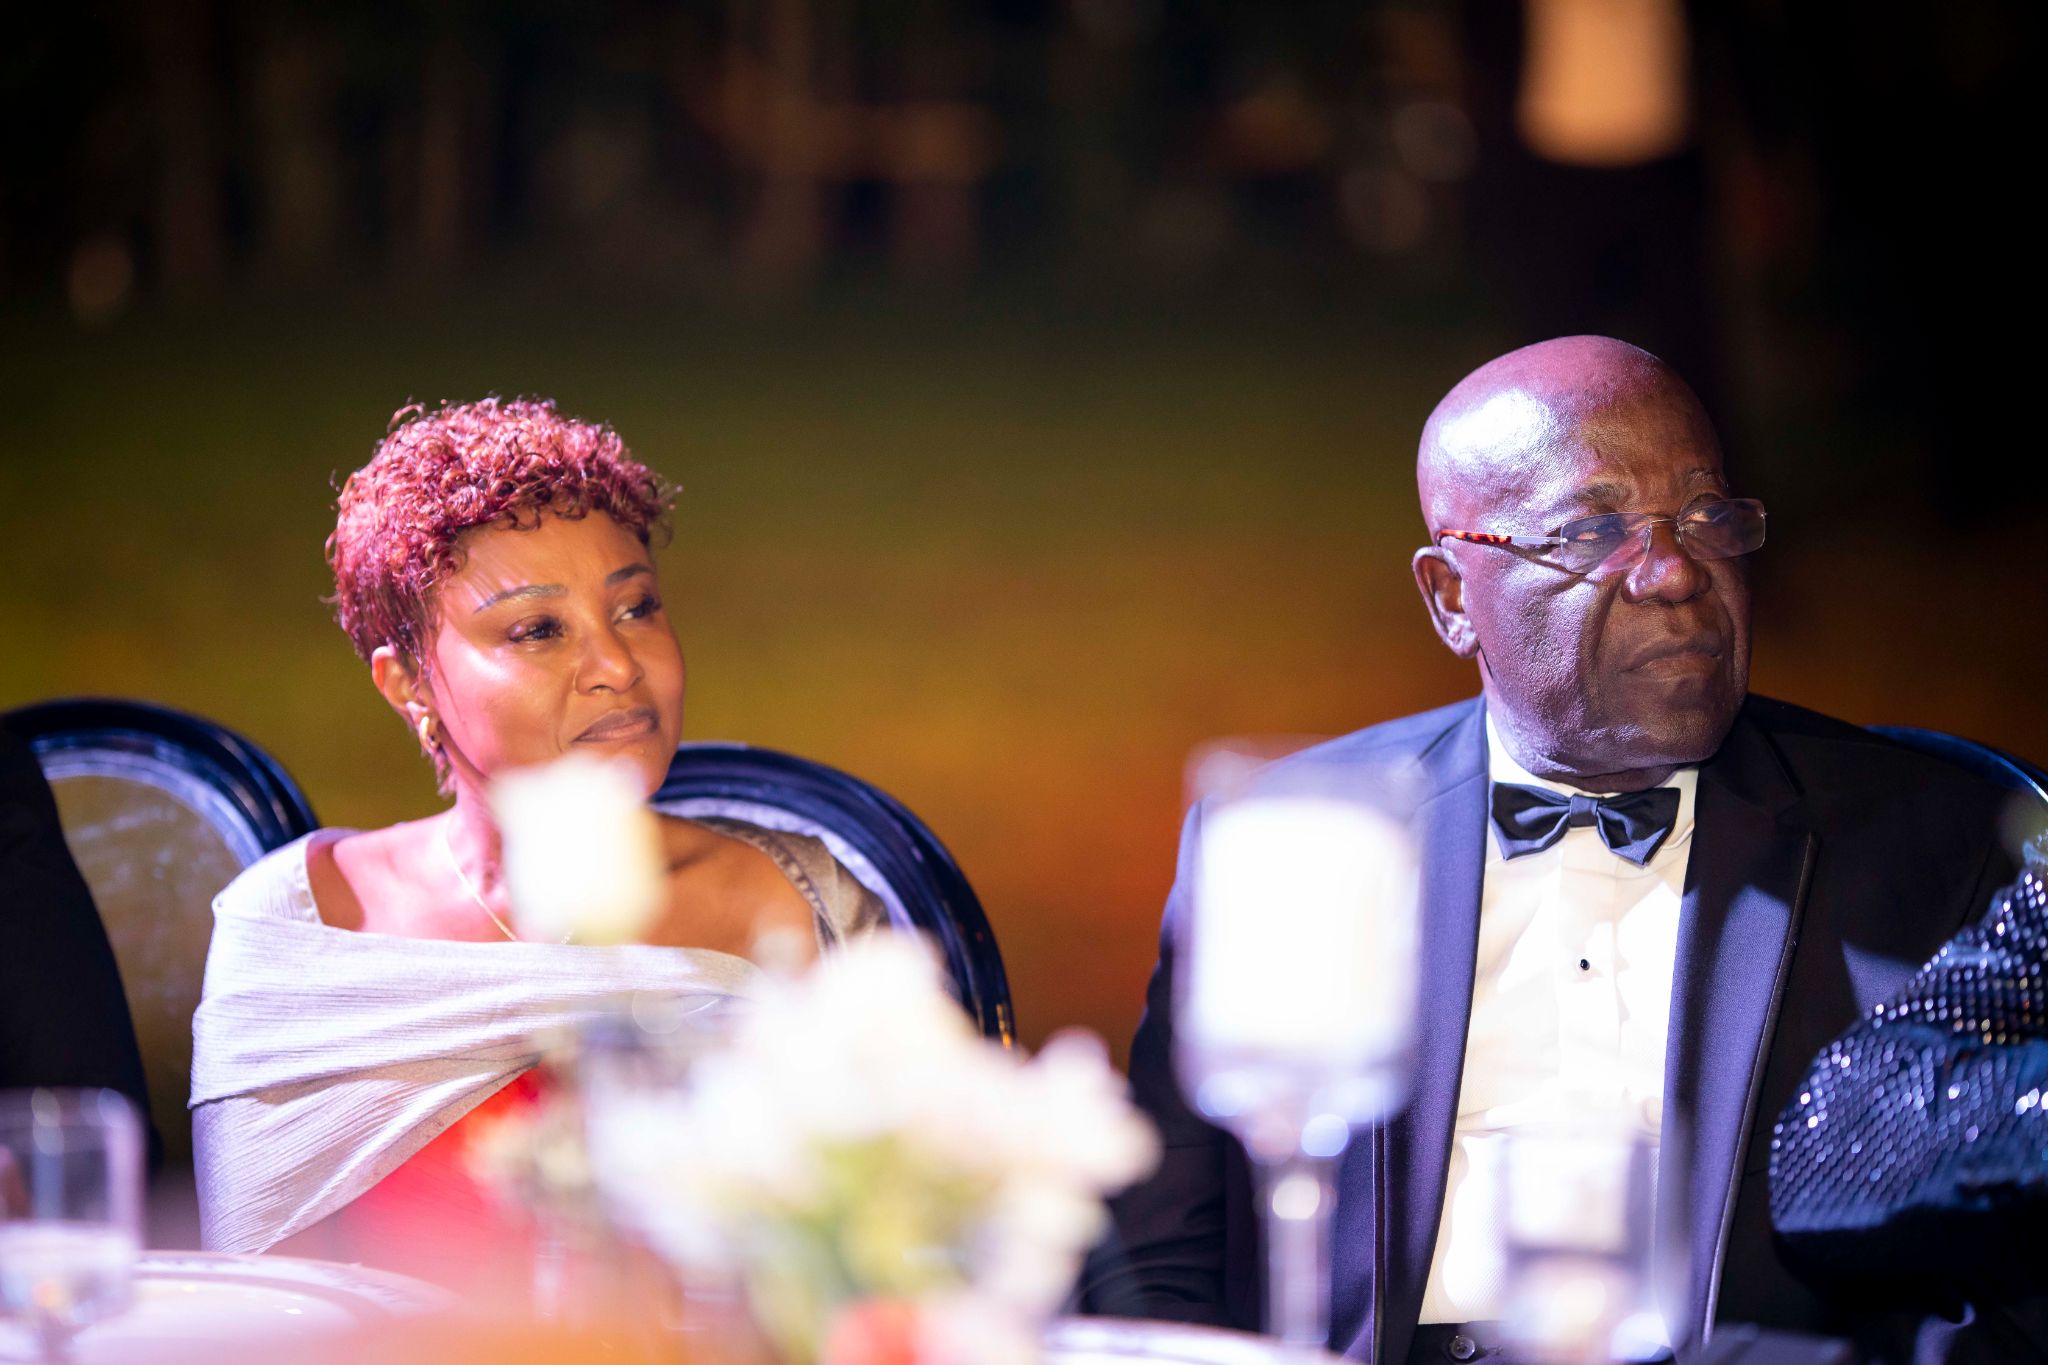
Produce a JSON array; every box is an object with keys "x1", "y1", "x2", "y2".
[
  {"x1": 1495, "y1": 1123, "x2": 1665, "y2": 1365},
  {"x1": 1174, "y1": 738, "x2": 1421, "y2": 1351},
  {"x1": 0, "y1": 1089, "x2": 145, "y2": 1362}
]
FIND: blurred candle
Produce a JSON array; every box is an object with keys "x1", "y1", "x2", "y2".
[
  {"x1": 491, "y1": 755, "x2": 665, "y2": 945},
  {"x1": 1185, "y1": 796, "x2": 1418, "y2": 1063}
]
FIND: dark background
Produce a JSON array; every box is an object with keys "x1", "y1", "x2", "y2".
[{"x1": 3, "y1": 0, "x2": 2041, "y2": 1056}]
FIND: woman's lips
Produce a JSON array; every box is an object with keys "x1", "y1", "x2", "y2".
[{"x1": 575, "y1": 707, "x2": 660, "y2": 742}]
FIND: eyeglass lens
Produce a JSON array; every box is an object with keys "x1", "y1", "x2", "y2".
[{"x1": 1559, "y1": 500, "x2": 1765, "y2": 571}]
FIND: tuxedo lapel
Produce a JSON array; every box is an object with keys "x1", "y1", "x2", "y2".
[
  {"x1": 1656, "y1": 707, "x2": 1816, "y2": 1356},
  {"x1": 1336, "y1": 701, "x2": 1489, "y2": 1365}
]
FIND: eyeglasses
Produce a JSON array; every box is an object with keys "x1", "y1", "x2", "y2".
[{"x1": 1434, "y1": 497, "x2": 1767, "y2": 575}]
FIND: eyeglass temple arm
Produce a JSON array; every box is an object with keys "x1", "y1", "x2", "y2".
[{"x1": 1433, "y1": 529, "x2": 1560, "y2": 549}]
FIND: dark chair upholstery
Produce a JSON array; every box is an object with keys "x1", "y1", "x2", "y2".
[
  {"x1": 4, "y1": 698, "x2": 318, "y2": 1161},
  {"x1": 1870, "y1": 725, "x2": 2047, "y2": 869},
  {"x1": 1867, "y1": 725, "x2": 2048, "y2": 805},
  {"x1": 654, "y1": 742, "x2": 1014, "y2": 1045}
]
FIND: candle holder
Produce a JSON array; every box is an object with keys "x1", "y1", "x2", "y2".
[{"x1": 1175, "y1": 740, "x2": 1420, "y2": 1351}]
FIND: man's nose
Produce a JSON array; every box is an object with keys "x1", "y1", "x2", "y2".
[{"x1": 1620, "y1": 518, "x2": 1708, "y2": 603}]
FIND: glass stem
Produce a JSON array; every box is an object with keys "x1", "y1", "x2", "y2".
[
  {"x1": 532, "y1": 1221, "x2": 569, "y2": 1322},
  {"x1": 1256, "y1": 1149, "x2": 1337, "y2": 1349},
  {"x1": 33, "y1": 1311, "x2": 76, "y2": 1363}
]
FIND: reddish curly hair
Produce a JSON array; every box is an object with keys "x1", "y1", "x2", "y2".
[{"x1": 327, "y1": 397, "x2": 675, "y2": 668}]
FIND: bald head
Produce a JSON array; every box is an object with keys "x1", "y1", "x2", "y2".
[
  {"x1": 1417, "y1": 336, "x2": 1700, "y2": 535},
  {"x1": 1407, "y1": 336, "x2": 1751, "y2": 790}
]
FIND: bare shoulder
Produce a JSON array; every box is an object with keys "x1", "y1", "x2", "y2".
[
  {"x1": 651, "y1": 814, "x2": 820, "y2": 962},
  {"x1": 655, "y1": 814, "x2": 808, "y2": 902},
  {"x1": 313, "y1": 821, "x2": 432, "y2": 934},
  {"x1": 656, "y1": 813, "x2": 742, "y2": 869}
]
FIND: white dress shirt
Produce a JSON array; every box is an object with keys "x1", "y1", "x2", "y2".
[{"x1": 1416, "y1": 715, "x2": 1696, "y2": 1324}]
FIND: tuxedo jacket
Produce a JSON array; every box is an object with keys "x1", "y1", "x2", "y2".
[
  {"x1": 1084, "y1": 695, "x2": 2042, "y2": 1362},
  {"x1": 0, "y1": 720, "x2": 152, "y2": 1122}
]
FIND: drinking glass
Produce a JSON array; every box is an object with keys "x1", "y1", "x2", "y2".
[
  {"x1": 577, "y1": 996, "x2": 757, "y2": 1352},
  {"x1": 1495, "y1": 1124, "x2": 1665, "y2": 1365},
  {"x1": 1174, "y1": 738, "x2": 1421, "y2": 1351},
  {"x1": 0, "y1": 1089, "x2": 145, "y2": 1361}
]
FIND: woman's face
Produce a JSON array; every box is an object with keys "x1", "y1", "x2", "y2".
[{"x1": 415, "y1": 511, "x2": 686, "y2": 797}]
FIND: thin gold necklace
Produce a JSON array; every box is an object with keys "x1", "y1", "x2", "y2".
[{"x1": 438, "y1": 820, "x2": 568, "y2": 944}]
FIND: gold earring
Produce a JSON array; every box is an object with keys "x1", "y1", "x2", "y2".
[{"x1": 416, "y1": 712, "x2": 441, "y2": 753}]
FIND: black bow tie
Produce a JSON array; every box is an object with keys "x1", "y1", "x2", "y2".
[{"x1": 1490, "y1": 782, "x2": 1681, "y2": 866}]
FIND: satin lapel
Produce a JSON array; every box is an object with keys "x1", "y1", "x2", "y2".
[
  {"x1": 1655, "y1": 709, "x2": 1816, "y2": 1356},
  {"x1": 1337, "y1": 702, "x2": 1488, "y2": 1365}
]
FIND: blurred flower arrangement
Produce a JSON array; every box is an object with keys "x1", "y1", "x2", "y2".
[
  {"x1": 466, "y1": 1049, "x2": 602, "y2": 1225},
  {"x1": 475, "y1": 936, "x2": 1158, "y2": 1365}
]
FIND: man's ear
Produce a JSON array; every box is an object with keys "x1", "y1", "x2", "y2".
[
  {"x1": 1412, "y1": 546, "x2": 1480, "y2": 660},
  {"x1": 371, "y1": 645, "x2": 430, "y2": 725}
]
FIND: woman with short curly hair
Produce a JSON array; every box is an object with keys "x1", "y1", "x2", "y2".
[
  {"x1": 189, "y1": 397, "x2": 883, "y2": 1293},
  {"x1": 326, "y1": 396, "x2": 677, "y2": 794}
]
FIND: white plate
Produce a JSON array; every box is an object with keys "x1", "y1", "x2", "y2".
[
  {"x1": 0, "y1": 1252, "x2": 453, "y2": 1362},
  {"x1": 1044, "y1": 1316, "x2": 1343, "y2": 1365}
]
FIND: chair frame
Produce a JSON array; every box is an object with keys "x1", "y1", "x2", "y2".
[
  {"x1": 5, "y1": 697, "x2": 318, "y2": 1168},
  {"x1": 1867, "y1": 725, "x2": 2048, "y2": 807},
  {"x1": 7, "y1": 698, "x2": 318, "y2": 851},
  {"x1": 657, "y1": 741, "x2": 1014, "y2": 1045}
]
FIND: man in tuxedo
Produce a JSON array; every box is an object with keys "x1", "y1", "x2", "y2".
[
  {"x1": 1084, "y1": 337, "x2": 2038, "y2": 1361},
  {"x1": 0, "y1": 718, "x2": 152, "y2": 1115}
]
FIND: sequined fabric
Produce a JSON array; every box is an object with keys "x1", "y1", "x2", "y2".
[{"x1": 1768, "y1": 863, "x2": 2047, "y2": 1290}]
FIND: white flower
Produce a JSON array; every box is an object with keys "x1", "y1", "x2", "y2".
[
  {"x1": 489, "y1": 754, "x2": 665, "y2": 944},
  {"x1": 582, "y1": 933, "x2": 1163, "y2": 1364},
  {"x1": 972, "y1": 1175, "x2": 1108, "y2": 1312},
  {"x1": 1007, "y1": 1031, "x2": 1162, "y2": 1189}
]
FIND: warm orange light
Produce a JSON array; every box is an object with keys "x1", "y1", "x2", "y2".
[{"x1": 1516, "y1": 0, "x2": 1692, "y2": 167}]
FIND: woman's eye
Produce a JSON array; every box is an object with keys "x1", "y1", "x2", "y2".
[
  {"x1": 622, "y1": 594, "x2": 662, "y2": 620},
  {"x1": 508, "y1": 617, "x2": 563, "y2": 643}
]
